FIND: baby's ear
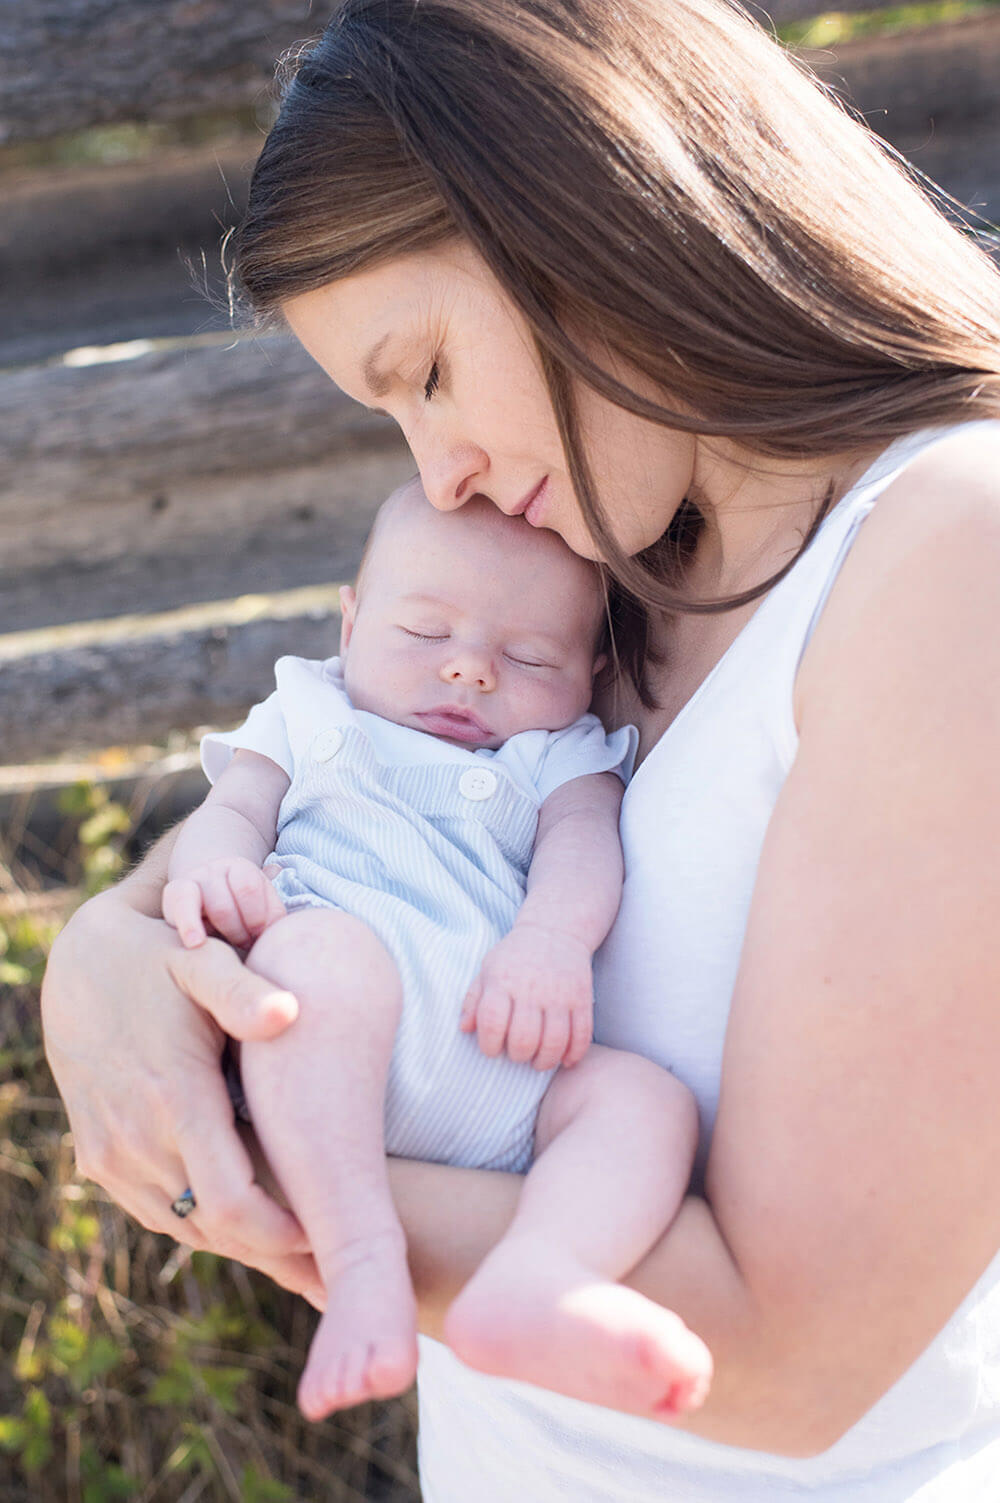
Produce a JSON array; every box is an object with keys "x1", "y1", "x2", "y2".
[
  {"x1": 592, "y1": 652, "x2": 608, "y2": 676},
  {"x1": 339, "y1": 585, "x2": 358, "y2": 654}
]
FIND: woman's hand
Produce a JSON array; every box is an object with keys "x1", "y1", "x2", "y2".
[{"x1": 41, "y1": 865, "x2": 324, "y2": 1308}]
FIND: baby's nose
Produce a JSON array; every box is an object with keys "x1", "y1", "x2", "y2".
[{"x1": 441, "y1": 651, "x2": 496, "y2": 691}]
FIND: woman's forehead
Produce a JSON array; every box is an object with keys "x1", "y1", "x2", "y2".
[{"x1": 282, "y1": 241, "x2": 515, "y2": 379}]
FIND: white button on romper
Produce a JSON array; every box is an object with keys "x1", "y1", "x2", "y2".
[{"x1": 202, "y1": 656, "x2": 636, "y2": 1173}]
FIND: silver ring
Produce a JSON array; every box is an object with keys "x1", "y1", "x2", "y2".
[{"x1": 170, "y1": 1187, "x2": 197, "y2": 1219}]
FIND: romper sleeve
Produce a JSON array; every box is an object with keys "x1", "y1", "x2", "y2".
[
  {"x1": 533, "y1": 715, "x2": 639, "y2": 803},
  {"x1": 200, "y1": 691, "x2": 294, "y2": 785}
]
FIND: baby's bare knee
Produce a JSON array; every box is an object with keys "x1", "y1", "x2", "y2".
[
  {"x1": 247, "y1": 909, "x2": 401, "y2": 1016},
  {"x1": 536, "y1": 1045, "x2": 697, "y2": 1157}
]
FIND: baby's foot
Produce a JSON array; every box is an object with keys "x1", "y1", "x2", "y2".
[
  {"x1": 443, "y1": 1234, "x2": 712, "y2": 1418},
  {"x1": 298, "y1": 1230, "x2": 418, "y2": 1421}
]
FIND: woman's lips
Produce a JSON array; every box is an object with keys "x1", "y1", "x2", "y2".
[
  {"x1": 514, "y1": 476, "x2": 548, "y2": 526},
  {"x1": 416, "y1": 708, "x2": 492, "y2": 743}
]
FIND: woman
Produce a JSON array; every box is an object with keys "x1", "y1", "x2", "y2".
[{"x1": 42, "y1": 0, "x2": 1000, "y2": 1495}]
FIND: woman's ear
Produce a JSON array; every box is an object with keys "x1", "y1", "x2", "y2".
[
  {"x1": 592, "y1": 652, "x2": 608, "y2": 676},
  {"x1": 339, "y1": 585, "x2": 358, "y2": 654}
]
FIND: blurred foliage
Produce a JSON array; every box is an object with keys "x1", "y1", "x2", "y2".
[
  {"x1": 0, "y1": 107, "x2": 275, "y2": 174},
  {"x1": 777, "y1": 0, "x2": 1000, "y2": 46},
  {"x1": 0, "y1": 782, "x2": 419, "y2": 1502}
]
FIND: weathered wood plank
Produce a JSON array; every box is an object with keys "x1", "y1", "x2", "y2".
[
  {"x1": 0, "y1": 333, "x2": 415, "y2": 629},
  {"x1": 0, "y1": 587, "x2": 343, "y2": 762},
  {"x1": 0, "y1": 0, "x2": 983, "y2": 146},
  {"x1": 0, "y1": 138, "x2": 255, "y2": 365},
  {"x1": 802, "y1": 11, "x2": 1000, "y2": 138},
  {"x1": 0, "y1": 335, "x2": 396, "y2": 503},
  {"x1": 0, "y1": 0, "x2": 318, "y2": 146}
]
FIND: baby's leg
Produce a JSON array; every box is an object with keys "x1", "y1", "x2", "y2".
[
  {"x1": 241, "y1": 908, "x2": 417, "y2": 1420},
  {"x1": 443, "y1": 1046, "x2": 712, "y2": 1418}
]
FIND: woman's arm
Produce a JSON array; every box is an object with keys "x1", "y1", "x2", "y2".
[
  {"x1": 395, "y1": 433, "x2": 1000, "y2": 1456},
  {"x1": 41, "y1": 828, "x2": 324, "y2": 1305}
]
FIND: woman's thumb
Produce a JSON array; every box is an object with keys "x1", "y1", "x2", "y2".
[{"x1": 167, "y1": 940, "x2": 299, "y2": 1040}]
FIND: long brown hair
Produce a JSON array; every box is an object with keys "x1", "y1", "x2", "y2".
[{"x1": 234, "y1": 0, "x2": 1000, "y2": 694}]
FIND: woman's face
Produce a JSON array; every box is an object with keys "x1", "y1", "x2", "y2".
[{"x1": 282, "y1": 239, "x2": 697, "y2": 561}]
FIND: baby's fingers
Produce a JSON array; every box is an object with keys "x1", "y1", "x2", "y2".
[
  {"x1": 201, "y1": 870, "x2": 251, "y2": 948},
  {"x1": 533, "y1": 1010, "x2": 571, "y2": 1073},
  {"x1": 506, "y1": 1000, "x2": 544, "y2": 1065},
  {"x1": 228, "y1": 863, "x2": 284, "y2": 940},
  {"x1": 162, "y1": 879, "x2": 207, "y2": 948},
  {"x1": 473, "y1": 988, "x2": 513, "y2": 1058},
  {"x1": 459, "y1": 977, "x2": 482, "y2": 1034},
  {"x1": 563, "y1": 1005, "x2": 594, "y2": 1069}
]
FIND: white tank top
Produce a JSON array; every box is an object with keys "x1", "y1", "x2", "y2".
[{"x1": 415, "y1": 422, "x2": 1000, "y2": 1502}]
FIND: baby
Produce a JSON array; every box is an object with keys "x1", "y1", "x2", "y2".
[{"x1": 163, "y1": 479, "x2": 711, "y2": 1423}]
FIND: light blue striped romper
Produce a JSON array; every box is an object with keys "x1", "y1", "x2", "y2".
[{"x1": 202, "y1": 656, "x2": 636, "y2": 1174}]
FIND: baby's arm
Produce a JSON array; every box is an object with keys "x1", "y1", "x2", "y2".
[
  {"x1": 163, "y1": 749, "x2": 291, "y2": 949},
  {"x1": 461, "y1": 771, "x2": 624, "y2": 1070}
]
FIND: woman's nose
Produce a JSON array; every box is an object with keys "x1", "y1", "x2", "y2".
[
  {"x1": 416, "y1": 440, "x2": 489, "y2": 512},
  {"x1": 440, "y1": 650, "x2": 496, "y2": 692}
]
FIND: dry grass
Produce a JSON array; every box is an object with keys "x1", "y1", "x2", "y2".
[{"x1": 0, "y1": 779, "x2": 419, "y2": 1502}]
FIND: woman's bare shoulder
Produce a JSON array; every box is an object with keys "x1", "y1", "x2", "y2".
[{"x1": 797, "y1": 422, "x2": 1000, "y2": 713}]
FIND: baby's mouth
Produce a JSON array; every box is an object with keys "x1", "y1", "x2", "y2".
[{"x1": 415, "y1": 706, "x2": 493, "y2": 743}]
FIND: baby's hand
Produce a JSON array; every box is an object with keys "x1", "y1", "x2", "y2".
[
  {"x1": 460, "y1": 923, "x2": 594, "y2": 1071},
  {"x1": 162, "y1": 857, "x2": 285, "y2": 950}
]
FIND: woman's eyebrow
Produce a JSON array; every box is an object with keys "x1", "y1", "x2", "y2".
[{"x1": 362, "y1": 334, "x2": 394, "y2": 397}]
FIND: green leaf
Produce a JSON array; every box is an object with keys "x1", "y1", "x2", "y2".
[
  {"x1": 81, "y1": 1441, "x2": 138, "y2": 1500},
  {"x1": 0, "y1": 1417, "x2": 27, "y2": 1453},
  {"x1": 58, "y1": 780, "x2": 100, "y2": 817},
  {"x1": 19, "y1": 1389, "x2": 53, "y2": 1474},
  {"x1": 200, "y1": 1364, "x2": 248, "y2": 1415},
  {"x1": 149, "y1": 1361, "x2": 198, "y2": 1407},
  {"x1": 0, "y1": 960, "x2": 32, "y2": 986},
  {"x1": 240, "y1": 1464, "x2": 297, "y2": 1503},
  {"x1": 79, "y1": 803, "x2": 132, "y2": 846},
  {"x1": 170, "y1": 1423, "x2": 214, "y2": 1475}
]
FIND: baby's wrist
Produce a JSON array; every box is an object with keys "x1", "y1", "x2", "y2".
[{"x1": 511, "y1": 916, "x2": 595, "y2": 958}]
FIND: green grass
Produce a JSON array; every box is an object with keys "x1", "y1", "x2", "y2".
[{"x1": 0, "y1": 784, "x2": 419, "y2": 1502}]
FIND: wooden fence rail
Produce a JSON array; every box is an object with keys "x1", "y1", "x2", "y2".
[{"x1": 2, "y1": 0, "x2": 999, "y2": 764}]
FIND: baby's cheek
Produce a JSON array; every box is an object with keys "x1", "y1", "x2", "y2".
[{"x1": 542, "y1": 676, "x2": 590, "y2": 728}]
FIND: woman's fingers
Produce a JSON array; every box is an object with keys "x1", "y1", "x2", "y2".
[
  {"x1": 242, "y1": 1249, "x2": 326, "y2": 1311},
  {"x1": 42, "y1": 891, "x2": 307, "y2": 1269},
  {"x1": 172, "y1": 1069, "x2": 310, "y2": 1258},
  {"x1": 167, "y1": 938, "x2": 298, "y2": 1041}
]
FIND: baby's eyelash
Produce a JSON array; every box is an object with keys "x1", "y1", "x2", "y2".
[
  {"x1": 423, "y1": 361, "x2": 440, "y2": 402},
  {"x1": 402, "y1": 627, "x2": 448, "y2": 642},
  {"x1": 505, "y1": 653, "x2": 549, "y2": 669}
]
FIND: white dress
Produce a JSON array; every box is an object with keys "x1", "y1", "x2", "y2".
[
  {"x1": 202, "y1": 658, "x2": 636, "y2": 1172},
  {"x1": 415, "y1": 423, "x2": 1000, "y2": 1501}
]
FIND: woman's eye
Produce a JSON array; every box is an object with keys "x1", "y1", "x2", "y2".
[{"x1": 423, "y1": 361, "x2": 440, "y2": 402}]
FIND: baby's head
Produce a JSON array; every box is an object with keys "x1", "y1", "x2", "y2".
[{"x1": 339, "y1": 478, "x2": 607, "y2": 749}]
